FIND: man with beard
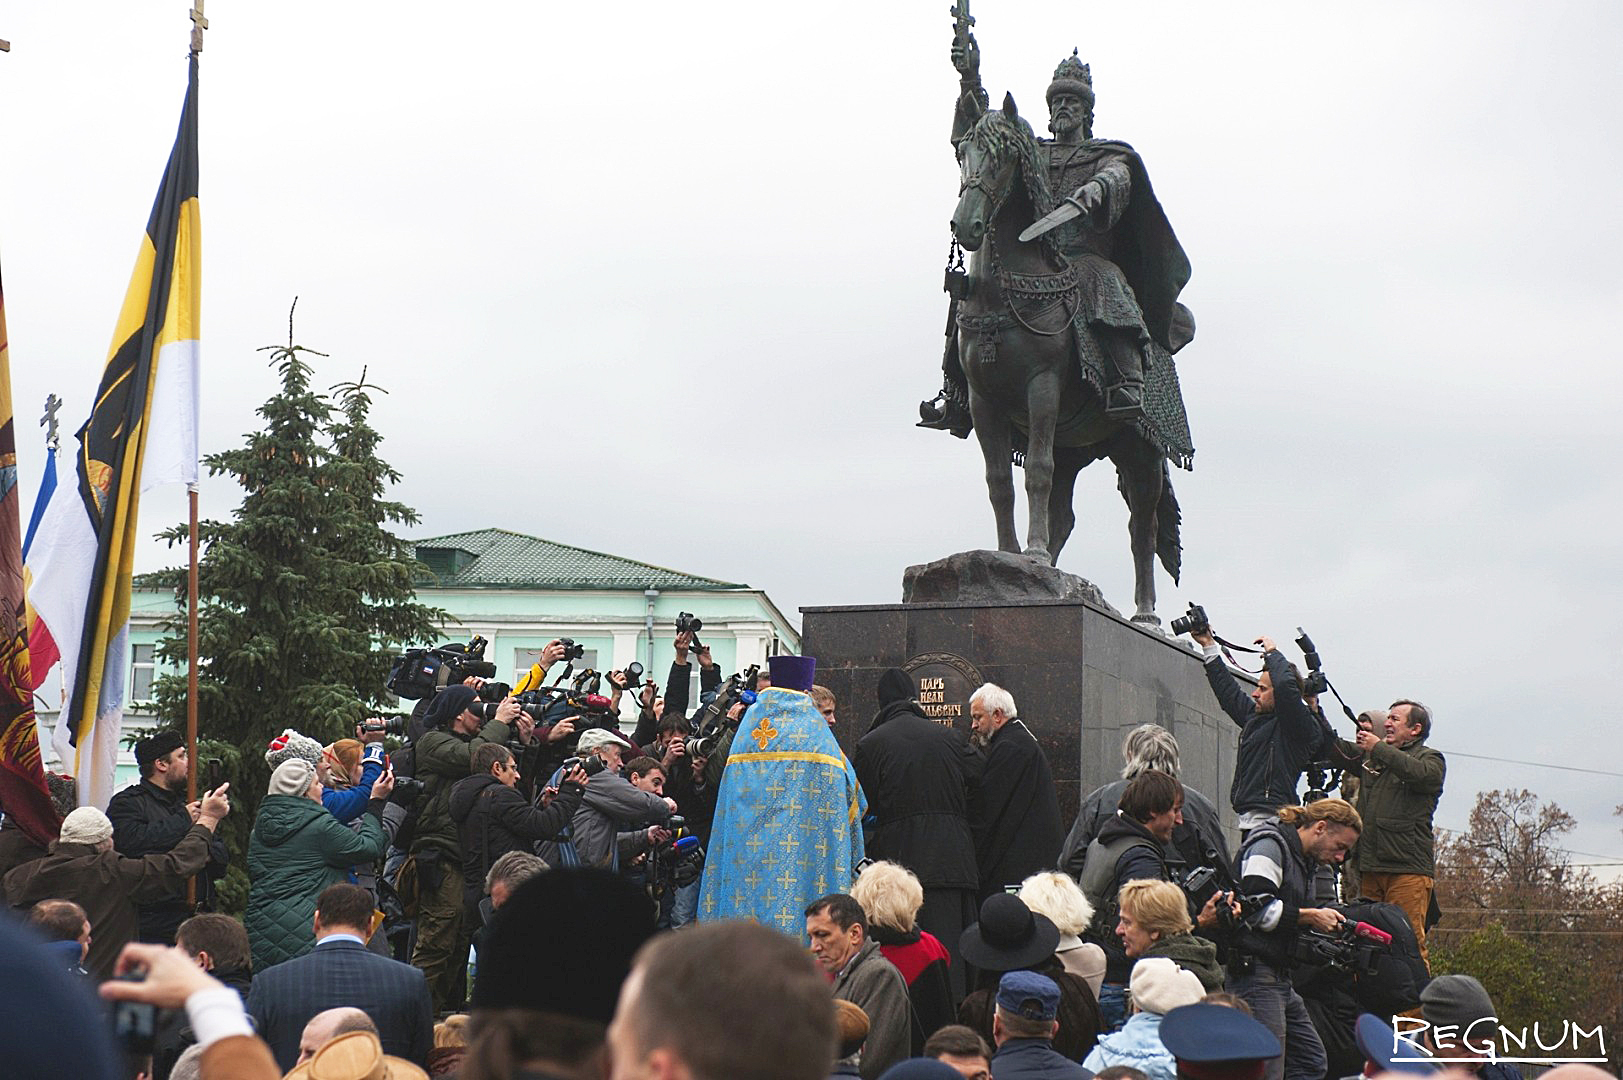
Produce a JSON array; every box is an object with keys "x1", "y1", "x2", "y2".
[
  {"x1": 919, "y1": 33, "x2": 1195, "y2": 434},
  {"x1": 967, "y1": 684, "x2": 1062, "y2": 904},
  {"x1": 108, "y1": 731, "x2": 229, "y2": 944},
  {"x1": 855, "y1": 667, "x2": 982, "y2": 995}
]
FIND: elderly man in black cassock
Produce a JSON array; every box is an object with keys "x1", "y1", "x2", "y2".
[{"x1": 967, "y1": 683, "x2": 1063, "y2": 903}]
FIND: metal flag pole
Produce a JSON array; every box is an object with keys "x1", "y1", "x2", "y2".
[{"x1": 185, "y1": 0, "x2": 205, "y2": 908}]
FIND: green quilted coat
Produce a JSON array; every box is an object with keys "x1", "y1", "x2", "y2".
[{"x1": 246, "y1": 794, "x2": 386, "y2": 971}]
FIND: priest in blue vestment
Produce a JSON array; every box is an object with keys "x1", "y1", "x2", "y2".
[{"x1": 698, "y1": 654, "x2": 866, "y2": 934}]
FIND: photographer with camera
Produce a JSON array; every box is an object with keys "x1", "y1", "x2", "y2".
[
  {"x1": 1077, "y1": 770, "x2": 1211, "y2": 1031},
  {"x1": 556, "y1": 729, "x2": 675, "y2": 873},
  {"x1": 450, "y1": 743, "x2": 588, "y2": 930},
  {"x1": 407, "y1": 683, "x2": 527, "y2": 1012},
  {"x1": 1225, "y1": 798, "x2": 1362, "y2": 1080},
  {"x1": 1329, "y1": 700, "x2": 1445, "y2": 969},
  {"x1": 1178, "y1": 609, "x2": 1323, "y2": 835},
  {"x1": 630, "y1": 626, "x2": 722, "y2": 747}
]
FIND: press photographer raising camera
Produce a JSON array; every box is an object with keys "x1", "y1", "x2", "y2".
[{"x1": 1187, "y1": 619, "x2": 1323, "y2": 835}]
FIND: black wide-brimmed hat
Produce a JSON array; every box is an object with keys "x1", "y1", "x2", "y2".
[{"x1": 959, "y1": 893, "x2": 1060, "y2": 972}]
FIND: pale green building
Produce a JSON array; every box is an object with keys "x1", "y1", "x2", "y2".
[{"x1": 39, "y1": 528, "x2": 800, "y2": 792}]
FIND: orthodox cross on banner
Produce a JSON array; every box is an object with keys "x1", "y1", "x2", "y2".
[
  {"x1": 41, "y1": 394, "x2": 62, "y2": 452},
  {"x1": 189, "y1": 1, "x2": 207, "y2": 53}
]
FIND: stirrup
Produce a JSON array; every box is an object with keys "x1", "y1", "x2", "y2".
[
  {"x1": 1104, "y1": 383, "x2": 1144, "y2": 420},
  {"x1": 918, "y1": 394, "x2": 972, "y2": 438}
]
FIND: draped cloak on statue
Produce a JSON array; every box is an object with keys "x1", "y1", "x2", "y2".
[{"x1": 698, "y1": 687, "x2": 866, "y2": 934}]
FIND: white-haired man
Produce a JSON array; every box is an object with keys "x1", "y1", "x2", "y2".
[
  {"x1": 1059, "y1": 723, "x2": 1231, "y2": 880},
  {"x1": 968, "y1": 684, "x2": 1062, "y2": 903}
]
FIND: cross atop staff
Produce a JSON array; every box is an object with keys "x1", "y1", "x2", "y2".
[
  {"x1": 189, "y1": 0, "x2": 207, "y2": 54},
  {"x1": 41, "y1": 394, "x2": 62, "y2": 453}
]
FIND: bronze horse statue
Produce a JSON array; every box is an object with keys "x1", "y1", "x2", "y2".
[{"x1": 950, "y1": 95, "x2": 1188, "y2": 624}]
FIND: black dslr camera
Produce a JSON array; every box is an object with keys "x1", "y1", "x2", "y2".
[
  {"x1": 1295, "y1": 627, "x2": 1329, "y2": 697},
  {"x1": 685, "y1": 665, "x2": 759, "y2": 758},
  {"x1": 675, "y1": 612, "x2": 704, "y2": 649},
  {"x1": 1170, "y1": 603, "x2": 1209, "y2": 637},
  {"x1": 561, "y1": 755, "x2": 609, "y2": 777},
  {"x1": 386, "y1": 635, "x2": 498, "y2": 699},
  {"x1": 557, "y1": 637, "x2": 586, "y2": 662}
]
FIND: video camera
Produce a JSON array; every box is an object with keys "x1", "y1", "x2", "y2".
[
  {"x1": 1293, "y1": 919, "x2": 1392, "y2": 975},
  {"x1": 386, "y1": 635, "x2": 498, "y2": 700},
  {"x1": 359, "y1": 716, "x2": 409, "y2": 738},
  {"x1": 648, "y1": 814, "x2": 704, "y2": 892},
  {"x1": 685, "y1": 665, "x2": 760, "y2": 758}
]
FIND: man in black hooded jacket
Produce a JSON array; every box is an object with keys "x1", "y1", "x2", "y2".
[{"x1": 854, "y1": 668, "x2": 983, "y2": 995}]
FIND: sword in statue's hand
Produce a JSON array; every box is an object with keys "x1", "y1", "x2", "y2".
[{"x1": 1019, "y1": 181, "x2": 1102, "y2": 243}]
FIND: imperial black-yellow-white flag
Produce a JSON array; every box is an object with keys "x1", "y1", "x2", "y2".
[{"x1": 26, "y1": 56, "x2": 200, "y2": 808}]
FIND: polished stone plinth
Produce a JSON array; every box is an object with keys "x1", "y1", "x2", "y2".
[{"x1": 801, "y1": 596, "x2": 1244, "y2": 833}]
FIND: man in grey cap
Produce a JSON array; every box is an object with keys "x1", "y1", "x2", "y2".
[
  {"x1": 987, "y1": 971, "x2": 1090, "y2": 1080},
  {"x1": 1417, "y1": 975, "x2": 1523, "y2": 1080},
  {"x1": 4, "y1": 791, "x2": 230, "y2": 979},
  {"x1": 565, "y1": 727, "x2": 676, "y2": 871}
]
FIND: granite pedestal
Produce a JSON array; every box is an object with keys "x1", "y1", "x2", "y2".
[{"x1": 801, "y1": 594, "x2": 1245, "y2": 835}]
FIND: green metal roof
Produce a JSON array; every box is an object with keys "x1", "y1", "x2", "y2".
[{"x1": 412, "y1": 529, "x2": 747, "y2": 591}]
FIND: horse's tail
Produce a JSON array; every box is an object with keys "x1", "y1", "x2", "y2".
[{"x1": 1155, "y1": 461, "x2": 1183, "y2": 584}]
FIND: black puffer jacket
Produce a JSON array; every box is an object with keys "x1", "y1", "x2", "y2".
[{"x1": 1204, "y1": 650, "x2": 1322, "y2": 816}]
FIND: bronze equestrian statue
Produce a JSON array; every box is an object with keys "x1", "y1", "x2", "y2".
[{"x1": 920, "y1": 20, "x2": 1197, "y2": 625}]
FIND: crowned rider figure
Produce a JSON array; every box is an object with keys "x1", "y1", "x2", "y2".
[{"x1": 920, "y1": 37, "x2": 1196, "y2": 438}]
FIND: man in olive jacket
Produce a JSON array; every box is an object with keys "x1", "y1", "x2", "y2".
[
  {"x1": 1337, "y1": 699, "x2": 1444, "y2": 968},
  {"x1": 408, "y1": 684, "x2": 524, "y2": 1011},
  {"x1": 6, "y1": 796, "x2": 229, "y2": 981}
]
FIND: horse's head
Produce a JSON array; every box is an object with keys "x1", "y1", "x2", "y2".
[{"x1": 952, "y1": 93, "x2": 1043, "y2": 252}]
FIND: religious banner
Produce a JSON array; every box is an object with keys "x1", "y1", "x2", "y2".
[
  {"x1": 0, "y1": 267, "x2": 57, "y2": 843},
  {"x1": 27, "y1": 55, "x2": 201, "y2": 808}
]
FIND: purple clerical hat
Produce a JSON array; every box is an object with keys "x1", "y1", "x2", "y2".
[{"x1": 767, "y1": 654, "x2": 817, "y2": 692}]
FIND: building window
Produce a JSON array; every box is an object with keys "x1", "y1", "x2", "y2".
[
  {"x1": 514, "y1": 648, "x2": 598, "y2": 684},
  {"x1": 514, "y1": 649, "x2": 543, "y2": 681},
  {"x1": 131, "y1": 644, "x2": 156, "y2": 702}
]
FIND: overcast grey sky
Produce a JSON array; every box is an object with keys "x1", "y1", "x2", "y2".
[{"x1": 4, "y1": 2, "x2": 1621, "y2": 869}]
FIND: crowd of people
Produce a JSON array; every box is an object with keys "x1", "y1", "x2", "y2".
[{"x1": 0, "y1": 626, "x2": 1606, "y2": 1080}]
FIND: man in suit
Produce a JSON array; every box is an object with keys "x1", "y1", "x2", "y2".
[{"x1": 247, "y1": 882, "x2": 433, "y2": 1072}]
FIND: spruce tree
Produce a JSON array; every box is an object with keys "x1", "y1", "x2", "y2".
[{"x1": 146, "y1": 312, "x2": 441, "y2": 909}]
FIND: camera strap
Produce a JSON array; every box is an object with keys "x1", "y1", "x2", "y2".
[{"x1": 1213, "y1": 634, "x2": 1266, "y2": 674}]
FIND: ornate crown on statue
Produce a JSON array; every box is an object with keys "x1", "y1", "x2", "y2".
[{"x1": 1047, "y1": 48, "x2": 1094, "y2": 106}]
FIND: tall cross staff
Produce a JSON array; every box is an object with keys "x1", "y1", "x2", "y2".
[{"x1": 189, "y1": 0, "x2": 207, "y2": 54}]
